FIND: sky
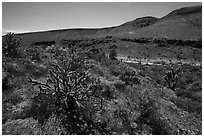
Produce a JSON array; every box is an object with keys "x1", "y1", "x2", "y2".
[{"x1": 2, "y1": 2, "x2": 201, "y2": 35}]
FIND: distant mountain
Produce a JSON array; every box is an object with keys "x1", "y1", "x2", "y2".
[{"x1": 3, "y1": 5, "x2": 202, "y2": 45}]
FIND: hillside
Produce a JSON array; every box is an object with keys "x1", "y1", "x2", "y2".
[
  {"x1": 117, "y1": 5, "x2": 202, "y2": 39},
  {"x1": 2, "y1": 5, "x2": 202, "y2": 45},
  {"x1": 94, "y1": 16, "x2": 159, "y2": 36}
]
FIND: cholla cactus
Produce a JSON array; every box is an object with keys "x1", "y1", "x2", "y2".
[
  {"x1": 163, "y1": 67, "x2": 181, "y2": 91},
  {"x1": 28, "y1": 45, "x2": 102, "y2": 134}
]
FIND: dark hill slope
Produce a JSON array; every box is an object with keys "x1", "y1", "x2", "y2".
[{"x1": 14, "y1": 29, "x2": 99, "y2": 45}]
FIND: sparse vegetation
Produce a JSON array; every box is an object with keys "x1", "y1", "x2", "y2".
[
  {"x1": 109, "y1": 49, "x2": 117, "y2": 60},
  {"x1": 2, "y1": 28, "x2": 202, "y2": 135}
]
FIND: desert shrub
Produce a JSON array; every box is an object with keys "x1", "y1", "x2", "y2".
[
  {"x1": 2, "y1": 102, "x2": 13, "y2": 124},
  {"x1": 10, "y1": 100, "x2": 32, "y2": 120},
  {"x1": 34, "y1": 41, "x2": 55, "y2": 47},
  {"x1": 102, "y1": 57, "x2": 119, "y2": 68},
  {"x1": 109, "y1": 63, "x2": 140, "y2": 86},
  {"x1": 3, "y1": 89, "x2": 24, "y2": 105},
  {"x1": 2, "y1": 118, "x2": 42, "y2": 135},
  {"x1": 123, "y1": 83, "x2": 172, "y2": 135},
  {"x1": 86, "y1": 46, "x2": 104, "y2": 62},
  {"x1": 32, "y1": 65, "x2": 48, "y2": 78},
  {"x1": 112, "y1": 84, "x2": 169, "y2": 134},
  {"x1": 193, "y1": 41, "x2": 202, "y2": 48},
  {"x1": 190, "y1": 92, "x2": 202, "y2": 102},
  {"x1": 114, "y1": 81, "x2": 126, "y2": 91},
  {"x1": 5, "y1": 63, "x2": 19, "y2": 75},
  {"x1": 171, "y1": 97, "x2": 202, "y2": 114},
  {"x1": 158, "y1": 43, "x2": 166, "y2": 47},
  {"x1": 28, "y1": 45, "x2": 105, "y2": 134},
  {"x1": 2, "y1": 65, "x2": 28, "y2": 91},
  {"x1": 135, "y1": 38, "x2": 151, "y2": 43},
  {"x1": 25, "y1": 45, "x2": 43, "y2": 62},
  {"x1": 120, "y1": 71, "x2": 140, "y2": 85},
  {"x1": 110, "y1": 62, "x2": 132, "y2": 76},
  {"x1": 185, "y1": 75, "x2": 194, "y2": 84},
  {"x1": 97, "y1": 94, "x2": 139, "y2": 134},
  {"x1": 42, "y1": 115, "x2": 68, "y2": 135},
  {"x1": 3, "y1": 32, "x2": 21, "y2": 58},
  {"x1": 30, "y1": 93, "x2": 55, "y2": 125},
  {"x1": 2, "y1": 70, "x2": 13, "y2": 91},
  {"x1": 2, "y1": 87, "x2": 31, "y2": 122},
  {"x1": 109, "y1": 48, "x2": 117, "y2": 60},
  {"x1": 23, "y1": 60, "x2": 38, "y2": 73},
  {"x1": 135, "y1": 88, "x2": 156, "y2": 117},
  {"x1": 99, "y1": 84, "x2": 115, "y2": 100},
  {"x1": 88, "y1": 60, "x2": 106, "y2": 77}
]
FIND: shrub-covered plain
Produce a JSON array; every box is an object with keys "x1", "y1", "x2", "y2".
[{"x1": 2, "y1": 33, "x2": 202, "y2": 135}]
